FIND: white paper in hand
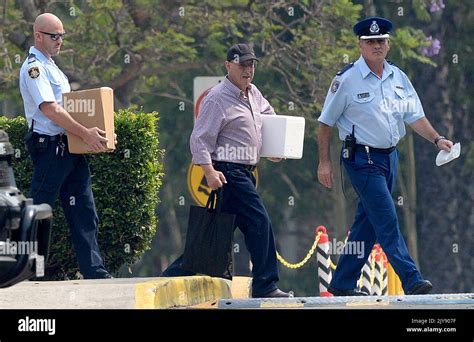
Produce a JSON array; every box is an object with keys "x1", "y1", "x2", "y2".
[{"x1": 436, "y1": 142, "x2": 461, "y2": 166}]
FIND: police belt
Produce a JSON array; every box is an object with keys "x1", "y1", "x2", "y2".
[
  {"x1": 212, "y1": 160, "x2": 257, "y2": 172},
  {"x1": 33, "y1": 132, "x2": 63, "y2": 142},
  {"x1": 355, "y1": 144, "x2": 396, "y2": 154}
]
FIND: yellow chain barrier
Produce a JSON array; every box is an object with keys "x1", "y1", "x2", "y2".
[{"x1": 276, "y1": 231, "x2": 322, "y2": 269}]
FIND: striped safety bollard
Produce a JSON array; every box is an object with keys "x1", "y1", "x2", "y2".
[
  {"x1": 371, "y1": 244, "x2": 382, "y2": 296},
  {"x1": 315, "y1": 226, "x2": 333, "y2": 297},
  {"x1": 358, "y1": 253, "x2": 372, "y2": 295},
  {"x1": 381, "y1": 250, "x2": 388, "y2": 296},
  {"x1": 369, "y1": 247, "x2": 377, "y2": 293}
]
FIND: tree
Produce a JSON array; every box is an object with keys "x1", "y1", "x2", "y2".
[{"x1": 2, "y1": 0, "x2": 463, "y2": 295}]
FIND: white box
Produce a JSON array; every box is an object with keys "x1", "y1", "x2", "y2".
[{"x1": 260, "y1": 115, "x2": 305, "y2": 159}]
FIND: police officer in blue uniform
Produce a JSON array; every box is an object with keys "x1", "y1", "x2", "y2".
[
  {"x1": 317, "y1": 17, "x2": 454, "y2": 296},
  {"x1": 19, "y1": 13, "x2": 112, "y2": 279}
]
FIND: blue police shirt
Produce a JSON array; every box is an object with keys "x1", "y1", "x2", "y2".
[
  {"x1": 318, "y1": 55, "x2": 425, "y2": 148},
  {"x1": 19, "y1": 46, "x2": 70, "y2": 136}
]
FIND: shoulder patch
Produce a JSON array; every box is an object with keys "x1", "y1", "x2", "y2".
[
  {"x1": 28, "y1": 66, "x2": 40, "y2": 79},
  {"x1": 27, "y1": 53, "x2": 37, "y2": 64},
  {"x1": 330, "y1": 80, "x2": 340, "y2": 93},
  {"x1": 336, "y1": 62, "x2": 354, "y2": 76}
]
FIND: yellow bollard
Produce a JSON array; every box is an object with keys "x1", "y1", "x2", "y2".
[{"x1": 387, "y1": 263, "x2": 404, "y2": 295}]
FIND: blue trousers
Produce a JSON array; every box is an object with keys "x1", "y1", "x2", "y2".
[
  {"x1": 330, "y1": 149, "x2": 423, "y2": 293},
  {"x1": 163, "y1": 163, "x2": 279, "y2": 296},
  {"x1": 29, "y1": 135, "x2": 108, "y2": 278}
]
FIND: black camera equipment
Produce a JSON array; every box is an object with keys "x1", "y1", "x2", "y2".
[{"x1": 0, "y1": 129, "x2": 52, "y2": 288}]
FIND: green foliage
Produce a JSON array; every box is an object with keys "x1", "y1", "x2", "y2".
[
  {"x1": 0, "y1": 109, "x2": 164, "y2": 279},
  {"x1": 412, "y1": 0, "x2": 432, "y2": 22},
  {"x1": 390, "y1": 27, "x2": 437, "y2": 67},
  {"x1": 0, "y1": 117, "x2": 34, "y2": 189},
  {"x1": 323, "y1": 0, "x2": 363, "y2": 20}
]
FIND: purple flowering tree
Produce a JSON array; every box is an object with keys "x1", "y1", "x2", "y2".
[
  {"x1": 430, "y1": 0, "x2": 445, "y2": 13},
  {"x1": 421, "y1": 36, "x2": 441, "y2": 56}
]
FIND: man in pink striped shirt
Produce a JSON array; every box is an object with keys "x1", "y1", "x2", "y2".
[{"x1": 163, "y1": 44, "x2": 291, "y2": 298}]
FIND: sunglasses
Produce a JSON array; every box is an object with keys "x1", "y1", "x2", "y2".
[
  {"x1": 236, "y1": 60, "x2": 257, "y2": 68},
  {"x1": 39, "y1": 31, "x2": 66, "y2": 41}
]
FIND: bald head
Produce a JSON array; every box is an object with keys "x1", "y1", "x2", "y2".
[
  {"x1": 33, "y1": 13, "x2": 65, "y2": 59},
  {"x1": 34, "y1": 13, "x2": 63, "y2": 33}
]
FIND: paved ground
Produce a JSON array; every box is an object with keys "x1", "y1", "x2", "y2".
[{"x1": 0, "y1": 276, "x2": 472, "y2": 309}]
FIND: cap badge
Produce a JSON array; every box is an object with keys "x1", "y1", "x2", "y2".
[{"x1": 369, "y1": 21, "x2": 380, "y2": 33}]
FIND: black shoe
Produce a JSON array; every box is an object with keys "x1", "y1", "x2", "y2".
[
  {"x1": 85, "y1": 272, "x2": 114, "y2": 279},
  {"x1": 253, "y1": 288, "x2": 292, "y2": 298},
  {"x1": 406, "y1": 280, "x2": 432, "y2": 295},
  {"x1": 100, "y1": 272, "x2": 114, "y2": 279},
  {"x1": 328, "y1": 286, "x2": 369, "y2": 296}
]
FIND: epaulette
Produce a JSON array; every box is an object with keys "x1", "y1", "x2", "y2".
[
  {"x1": 27, "y1": 53, "x2": 37, "y2": 64},
  {"x1": 336, "y1": 62, "x2": 354, "y2": 76},
  {"x1": 387, "y1": 60, "x2": 401, "y2": 70}
]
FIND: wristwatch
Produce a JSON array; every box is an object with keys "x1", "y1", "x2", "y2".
[{"x1": 434, "y1": 135, "x2": 447, "y2": 147}]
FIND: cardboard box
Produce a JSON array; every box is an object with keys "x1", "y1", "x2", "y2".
[
  {"x1": 260, "y1": 115, "x2": 305, "y2": 159},
  {"x1": 62, "y1": 87, "x2": 115, "y2": 154}
]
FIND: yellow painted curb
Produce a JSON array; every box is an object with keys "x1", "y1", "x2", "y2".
[
  {"x1": 346, "y1": 300, "x2": 390, "y2": 307},
  {"x1": 230, "y1": 276, "x2": 252, "y2": 299},
  {"x1": 135, "y1": 276, "x2": 232, "y2": 309}
]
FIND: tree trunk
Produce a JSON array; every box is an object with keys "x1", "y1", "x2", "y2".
[
  {"x1": 330, "y1": 135, "x2": 348, "y2": 243},
  {"x1": 398, "y1": 129, "x2": 419, "y2": 266}
]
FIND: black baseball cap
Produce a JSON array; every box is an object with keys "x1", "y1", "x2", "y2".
[{"x1": 226, "y1": 43, "x2": 259, "y2": 63}]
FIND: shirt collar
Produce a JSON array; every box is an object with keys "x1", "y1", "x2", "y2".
[
  {"x1": 29, "y1": 46, "x2": 54, "y2": 65},
  {"x1": 357, "y1": 55, "x2": 393, "y2": 79},
  {"x1": 381, "y1": 60, "x2": 394, "y2": 80},
  {"x1": 223, "y1": 76, "x2": 252, "y2": 99}
]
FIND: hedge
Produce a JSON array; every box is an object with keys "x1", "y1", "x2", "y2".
[{"x1": 0, "y1": 109, "x2": 164, "y2": 279}]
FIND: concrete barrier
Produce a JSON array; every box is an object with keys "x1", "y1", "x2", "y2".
[
  {"x1": 136, "y1": 276, "x2": 232, "y2": 309},
  {"x1": 0, "y1": 276, "x2": 232, "y2": 309}
]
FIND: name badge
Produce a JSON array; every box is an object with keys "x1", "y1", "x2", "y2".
[{"x1": 357, "y1": 92, "x2": 370, "y2": 99}]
